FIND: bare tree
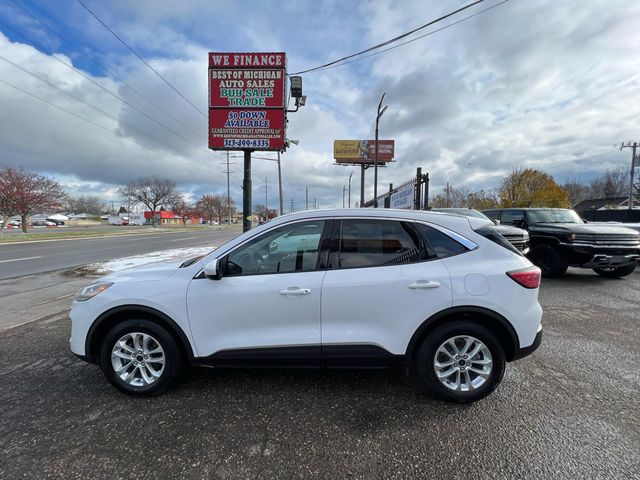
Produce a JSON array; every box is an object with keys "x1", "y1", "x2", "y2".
[
  {"x1": 196, "y1": 194, "x2": 219, "y2": 225},
  {"x1": 119, "y1": 176, "x2": 178, "y2": 226},
  {"x1": 171, "y1": 196, "x2": 194, "y2": 225},
  {"x1": 0, "y1": 167, "x2": 67, "y2": 234},
  {"x1": 67, "y1": 195, "x2": 104, "y2": 215},
  {"x1": 561, "y1": 178, "x2": 589, "y2": 207},
  {"x1": 588, "y1": 168, "x2": 628, "y2": 199}
]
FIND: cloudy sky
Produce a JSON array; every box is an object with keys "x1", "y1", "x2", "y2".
[{"x1": 0, "y1": 0, "x2": 639, "y2": 211}]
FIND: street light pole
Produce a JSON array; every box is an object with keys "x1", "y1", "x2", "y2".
[
  {"x1": 348, "y1": 171, "x2": 353, "y2": 208},
  {"x1": 374, "y1": 92, "x2": 388, "y2": 208}
]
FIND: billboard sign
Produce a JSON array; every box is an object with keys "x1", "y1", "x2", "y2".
[
  {"x1": 390, "y1": 182, "x2": 415, "y2": 209},
  {"x1": 208, "y1": 52, "x2": 286, "y2": 151},
  {"x1": 334, "y1": 140, "x2": 395, "y2": 164}
]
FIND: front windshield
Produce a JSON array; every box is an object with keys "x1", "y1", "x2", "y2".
[{"x1": 527, "y1": 209, "x2": 583, "y2": 224}]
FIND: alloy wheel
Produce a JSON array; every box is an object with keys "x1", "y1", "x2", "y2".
[
  {"x1": 433, "y1": 335, "x2": 493, "y2": 392},
  {"x1": 111, "y1": 332, "x2": 165, "y2": 387}
]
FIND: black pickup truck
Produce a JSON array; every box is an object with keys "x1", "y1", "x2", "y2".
[{"x1": 482, "y1": 208, "x2": 640, "y2": 278}]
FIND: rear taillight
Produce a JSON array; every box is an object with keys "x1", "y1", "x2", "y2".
[{"x1": 507, "y1": 266, "x2": 541, "y2": 289}]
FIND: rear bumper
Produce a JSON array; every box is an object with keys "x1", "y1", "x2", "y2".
[{"x1": 511, "y1": 328, "x2": 542, "y2": 361}]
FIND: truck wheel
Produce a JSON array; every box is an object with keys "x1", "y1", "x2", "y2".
[
  {"x1": 593, "y1": 264, "x2": 637, "y2": 278},
  {"x1": 528, "y1": 245, "x2": 568, "y2": 277}
]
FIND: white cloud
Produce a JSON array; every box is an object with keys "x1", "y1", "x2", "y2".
[{"x1": 0, "y1": 0, "x2": 639, "y2": 210}]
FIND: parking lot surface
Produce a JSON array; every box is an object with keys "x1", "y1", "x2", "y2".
[{"x1": 1, "y1": 269, "x2": 638, "y2": 479}]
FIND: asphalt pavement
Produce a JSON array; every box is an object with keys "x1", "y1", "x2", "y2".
[
  {"x1": 0, "y1": 227, "x2": 240, "y2": 280},
  {"x1": 0, "y1": 268, "x2": 638, "y2": 479}
]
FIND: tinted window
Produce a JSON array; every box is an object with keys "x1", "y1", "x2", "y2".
[
  {"x1": 224, "y1": 221, "x2": 325, "y2": 276},
  {"x1": 501, "y1": 210, "x2": 524, "y2": 225},
  {"x1": 483, "y1": 210, "x2": 500, "y2": 222},
  {"x1": 474, "y1": 225, "x2": 522, "y2": 256},
  {"x1": 415, "y1": 223, "x2": 468, "y2": 258},
  {"x1": 337, "y1": 220, "x2": 422, "y2": 268}
]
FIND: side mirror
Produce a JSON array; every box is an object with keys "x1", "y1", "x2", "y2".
[
  {"x1": 203, "y1": 258, "x2": 222, "y2": 280},
  {"x1": 513, "y1": 219, "x2": 526, "y2": 229},
  {"x1": 493, "y1": 219, "x2": 501, "y2": 225}
]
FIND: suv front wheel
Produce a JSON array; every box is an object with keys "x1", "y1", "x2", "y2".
[
  {"x1": 100, "y1": 319, "x2": 182, "y2": 396},
  {"x1": 415, "y1": 321, "x2": 506, "y2": 403}
]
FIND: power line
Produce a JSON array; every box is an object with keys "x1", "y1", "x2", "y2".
[
  {"x1": 0, "y1": 19, "x2": 208, "y2": 154},
  {"x1": 77, "y1": 0, "x2": 207, "y2": 119},
  {"x1": 317, "y1": 0, "x2": 510, "y2": 73},
  {"x1": 8, "y1": 0, "x2": 205, "y2": 142},
  {"x1": 0, "y1": 54, "x2": 207, "y2": 165},
  {"x1": 290, "y1": 0, "x2": 485, "y2": 75},
  {"x1": 0, "y1": 77, "x2": 208, "y2": 174}
]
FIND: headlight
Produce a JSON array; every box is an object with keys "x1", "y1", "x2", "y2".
[{"x1": 75, "y1": 282, "x2": 113, "y2": 302}]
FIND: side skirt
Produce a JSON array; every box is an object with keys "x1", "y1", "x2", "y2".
[{"x1": 195, "y1": 345, "x2": 405, "y2": 369}]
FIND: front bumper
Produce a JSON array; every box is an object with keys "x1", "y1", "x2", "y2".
[
  {"x1": 558, "y1": 243, "x2": 640, "y2": 267},
  {"x1": 511, "y1": 328, "x2": 542, "y2": 361}
]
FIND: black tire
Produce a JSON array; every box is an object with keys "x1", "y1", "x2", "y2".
[
  {"x1": 99, "y1": 319, "x2": 182, "y2": 396},
  {"x1": 593, "y1": 263, "x2": 637, "y2": 278},
  {"x1": 414, "y1": 321, "x2": 506, "y2": 403},
  {"x1": 528, "y1": 244, "x2": 568, "y2": 277}
]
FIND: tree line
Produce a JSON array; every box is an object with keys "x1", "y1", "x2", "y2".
[
  {"x1": 430, "y1": 167, "x2": 639, "y2": 209},
  {"x1": 0, "y1": 167, "x2": 237, "y2": 234}
]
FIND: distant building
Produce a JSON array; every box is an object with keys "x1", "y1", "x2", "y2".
[
  {"x1": 573, "y1": 196, "x2": 640, "y2": 212},
  {"x1": 144, "y1": 210, "x2": 201, "y2": 225}
]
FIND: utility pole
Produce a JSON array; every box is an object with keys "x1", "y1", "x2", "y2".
[
  {"x1": 242, "y1": 150, "x2": 252, "y2": 232},
  {"x1": 374, "y1": 92, "x2": 388, "y2": 207},
  {"x1": 305, "y1": 186, "x2": 309, "y2": 210},
  {"x1": 277, "y1": 151, "x2": 284, "y2": 216},
  {"x1": 348, "y1": 171, "x2": 353, "y2": 208},
  {"x1": 263, "y1": 177, "x2": 270, "y2": 220},
  {"x1": 290, "y1": 198, "x2": 294, "y2": 213},
  {"x1": 220, "y1": 151, "x2": 235, "y2": 225},
  {"x1": 620, "y1": 142, "x2": 638, "y2": 210}
]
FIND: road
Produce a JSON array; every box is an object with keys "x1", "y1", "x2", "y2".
[
  {"x1": 0, "y1": 227, "x2": 241, "y2": 280},
  {"x1": 0, "y1": 268, "x2": 638, "y2": 479}
]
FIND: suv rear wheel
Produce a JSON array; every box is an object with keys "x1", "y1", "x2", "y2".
[
  {"x1": 593, "y1": 264, "x2": 637, "y2": 278},
  {"x1": 528, "y1": 244, "x2": 568, "y2": 277},
  {"x1": 100, "y1": 319, "x2": 182, "y2": 396},
  {"x1": 414, "y1": 321, "x2": 506, "y2": 403}
]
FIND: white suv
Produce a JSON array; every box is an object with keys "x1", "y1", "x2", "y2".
[{"x1": 70, "y1": 209, "x2": 543, "y2": 403}]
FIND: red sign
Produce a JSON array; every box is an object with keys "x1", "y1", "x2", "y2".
[
  {"x1": 209, "y1": 109, "x2": 286, "y2": 150},
  {"x1": 209, "y1": 69, "x2": 285, "y2": 108},
  {"x1": 208, "y1": 52, "x2": 286, "y2": 151}
]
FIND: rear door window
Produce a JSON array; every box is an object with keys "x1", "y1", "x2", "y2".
[{"x1": 334, "y1": 219, "x2": 422, "y2": 269}]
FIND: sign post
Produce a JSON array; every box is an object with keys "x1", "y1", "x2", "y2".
[{"x1": 208, "y1": 52, "x2": 287, "y2": 231}]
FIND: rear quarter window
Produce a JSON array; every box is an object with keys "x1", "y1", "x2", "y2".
[
  {"x1": 415, "y1": 223, "x2": 468, "y2": 258},
  {"x1": 474, "y1": 225, "x2": 522, "y2": 256}
]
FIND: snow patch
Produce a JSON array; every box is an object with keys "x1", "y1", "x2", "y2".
[{"x1": 81, "y1": 246, "x2": 216, "y2": 275}]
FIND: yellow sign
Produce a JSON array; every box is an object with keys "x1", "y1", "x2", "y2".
[
  {"x1": 333, "y1": 140, "x2": 395, "y2": 163},
  {"x1": 334, "y1": 140, "x2": 368, "y2": 159}
]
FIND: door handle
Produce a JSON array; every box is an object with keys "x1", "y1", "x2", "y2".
[
  {"x1": 408, "y1": 280, "x2": 440, "y2": 289},
  {"x1": 279, "y1": 287, "x2": 311, "y2": 296}
]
